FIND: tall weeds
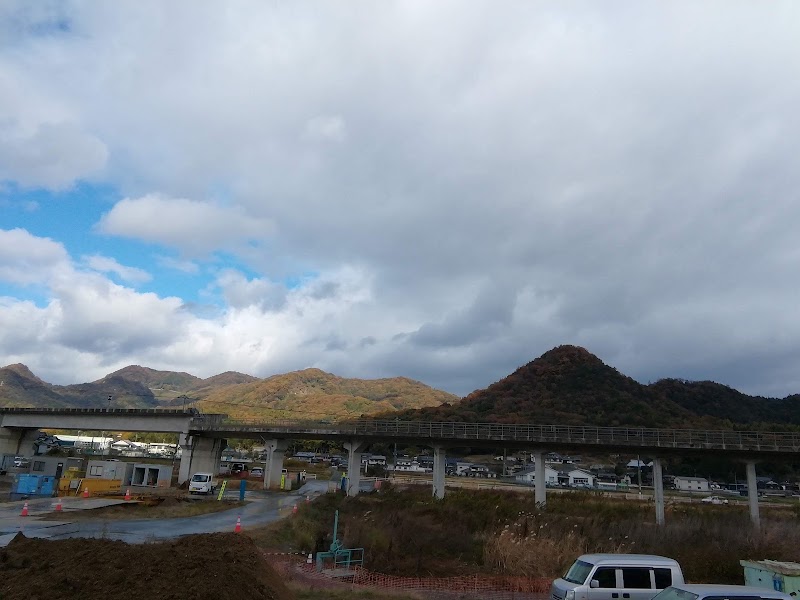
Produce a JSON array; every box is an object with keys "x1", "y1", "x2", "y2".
[{"x1": 253, "y1": 486, "x2": 800, "y2": 583}]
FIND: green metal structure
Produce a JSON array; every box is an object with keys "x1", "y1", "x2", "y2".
[{"x1": 315, "y1": 510, "x2": 364, "y2": 574}]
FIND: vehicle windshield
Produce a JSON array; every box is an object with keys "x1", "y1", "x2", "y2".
[
  {"x1": 191, "y1": 474, "x2": 209, "y2": 482},
  {"x1": 563, "y1": 560, "x2": 594, "y2": 584},
  {"x1": 652, "y1": 588, "x2": 699, "y2": 600}
]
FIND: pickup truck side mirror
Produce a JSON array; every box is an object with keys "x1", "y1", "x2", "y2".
[{"x1": 590, "y1": 580, "x2": 600, "y2": 589}]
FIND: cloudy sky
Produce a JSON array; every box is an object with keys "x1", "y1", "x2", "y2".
[{"x1": 1, "y1": 1, "x2": 799, "y2": 398}]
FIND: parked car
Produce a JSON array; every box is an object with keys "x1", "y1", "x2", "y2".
[
  {"x1": 700, "y1": 495, "x2": 729, "y2": 505},
  {"x1": 551, "y1": 553, "x2": 684, "y2": 600},
  {"x1": 652, "y1": 584, "x2": 792, "y2": 600},
  {"x1": 250, "y1": 467, "x2": 264, "y2": 478},
  {"x1": 188, "y1": 472, "x2": 217, "y2": 495},
  {"x1": 231, "y1": 462, "x2": 246, "y2": 474}
]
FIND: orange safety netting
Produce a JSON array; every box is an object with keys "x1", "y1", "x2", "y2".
[{"x1": 273, "y1": 556, "x2": 551, "y2": 599}]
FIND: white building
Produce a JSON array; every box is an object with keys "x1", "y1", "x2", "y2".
[
  {"x1": 567, "y1": 468, "x2": 595, "y2": 488},
  {"x1": 54, "y1": 434, "x2": 113, "y2": 451},
  {"x1": 453, "y1": 461, "x2": 472, "y2": 476},
  {"x1": 147, "y1": 443, "x2": 180, "y2": 458},
  {"x1": 110, "y1": 439, "x2": 148, "y2": 457},
  {"x1": 515, "y1": 466, "x2": 560, "y2": 486},
  {"x1": 673, "y1": 476, "x2": 709, "y2": 492},
  {"x1": 392, "y1": 458, "x2": 429, "y2": 473}
]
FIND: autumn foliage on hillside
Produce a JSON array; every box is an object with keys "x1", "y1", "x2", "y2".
[
  {"x1": 394, "y1": 345, "x2": 800, "y2": 429},
  {"x1": 198, "y1": 368, "x2": 458, "y2": 420}
]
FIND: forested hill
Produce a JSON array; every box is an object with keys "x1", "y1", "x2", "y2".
[
  {"x1": 0, "y1": 363, "x2": 456, "y2": 419},
  {"x1": 197, "y1": 368, "x2": 457, "y2": 420},
  {"x1": 393, "y1": 345, "x2": 800, "y2": 429}
]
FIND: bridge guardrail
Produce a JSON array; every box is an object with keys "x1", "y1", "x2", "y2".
[{"x1": 188, "y1": 416, "x2": 800, "y2": 453}]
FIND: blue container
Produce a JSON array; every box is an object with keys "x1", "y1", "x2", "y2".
[{"x1": 11, "y1": 474, "x2": 56, "y2": 500}]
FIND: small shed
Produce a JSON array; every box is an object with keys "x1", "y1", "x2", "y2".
[
  {"x1": 741, "y1": 560, "x2": 800, "y2": 595},
  {"x1": 86, "y1": 460, "x2": 134, "y2": 484},
  {"x1": 131, "y1": 463, "x2": 173, "y2": 488}
]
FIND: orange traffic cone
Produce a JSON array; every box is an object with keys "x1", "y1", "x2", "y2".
[
  {"x1": 20, "y1": 502, "x2": 28, "y2": 517},
  {"x1": 292, "y1": 503, "x2": 298, "y2": 515},
  {"x1": 124, "y1": 489, "x2": 131, "y2": 501},
  {"x1": 305, "y1": 495, "x2": 310, "y2": 504},
  {"x1": 55, "y1": 498, "x2": 63, "y2": 512},
  {"x1": 234, "y1": 516, "x2": 242, "y2": 533},
  {"x1": 82, "y1": 487, "x2": 90, "y2": 499}
]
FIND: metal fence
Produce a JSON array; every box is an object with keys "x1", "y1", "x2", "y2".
[{"x1": 190, "y1": 417, "x2": 800, "y2": 453}]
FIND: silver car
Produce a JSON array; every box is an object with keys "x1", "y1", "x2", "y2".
[
  {"x1": 552, "y1": 554, "x2": 685, "y2": 600},
  {"x1": 652, "y1": 584, "x2": 793, "y2": 600}
]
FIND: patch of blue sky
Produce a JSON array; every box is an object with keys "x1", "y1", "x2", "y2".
[
  {"x1": 1, "y1": 182, "x2": 214, "y2": 304},
  {"x1": 209, "y1": 249, "x2": 319, "y2": 292},
  {"x1": 0, "y1": 283, "x2": 50, "y2": 309},
  {"x1": 284, "y1": 270, "x2": 321, "y2": 290},
  {"x1": 1, "y1": 181, "x2": 116, "y2": 250},
  {"x1": 1, "y1": 5, "x2": 72, "y2": 50}
]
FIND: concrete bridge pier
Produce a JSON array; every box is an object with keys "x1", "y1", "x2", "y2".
[
  {"x1": 533, "y1": 450, "x2": 546, "y2": 507},
  {"x1": 0, "y1": 427, "x2": 39, "y2": 459},
  {"x1": 652, "y1": 457, "x2": 665, "y2": 526},
  {"x1": 746, "y1": 460, "x2": 760, "y2": 530},
  {"x1": 264, "y1": 439, "x2": 289, "y2": 489},
  {"x1": 432, "y1": 445, "x2": 446, "y2": 499},
  {"x1": 178, "y1": 435, "x2": 226, "y2": 484},
  {"x1": 344, "y1": 439, "x2": 368, "y2": 497}
]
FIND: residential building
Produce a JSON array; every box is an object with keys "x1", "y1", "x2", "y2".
[
  {"x1": 515, "y1": 466, "x2": 560, "y2": 486},
  {"x1": 567, "y1": 468, "x2": 596, "y2": 488}
]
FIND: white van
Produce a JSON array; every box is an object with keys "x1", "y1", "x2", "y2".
[
  {"x1": 188, "y1": 472, "x2": 217, "y2": 495},
  {"x1": 551, "y1": 554, "x2": 685, "y2": 600}
]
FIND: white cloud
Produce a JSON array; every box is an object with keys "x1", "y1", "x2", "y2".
[
  {"x1": 156, "y1": 255, "x2": 199, "y2": 274},
  {"x1": 0, "y1": 228, "x2": 69, "y2": 285},
  {"x1": 83, "y1": 254, "x2": 151, "y2": 284},
  {"x1": 214, "y1": 270, "x2": 286, "y2": 311},
  {"x1": 96, "y1": 194, "x2": 274, "y2": 255},
  {"x1": 0, "y1": 121, "x2": 108, "y2": 189},
  {"x1": 2, "y1": 3, "x2": 800, "y2": 397},
  {"x1": 303, "y1": 116, "x2": 347, "y2": 143}
]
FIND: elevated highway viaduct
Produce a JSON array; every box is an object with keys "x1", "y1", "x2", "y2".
[
  {"x1": 3, "y1": 408, "x2": 799, "y2": 528},
  {"x1": 195, "y1": 417, "x2": 800, "y2": 528}
]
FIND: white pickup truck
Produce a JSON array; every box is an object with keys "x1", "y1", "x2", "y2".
[{"x1": 188, "y1": 472, "x2": 217, "y2": 495}]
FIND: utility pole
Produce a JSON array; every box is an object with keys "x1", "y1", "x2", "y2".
[{"x1": 637, "y1": 454, "x2": 643, "y2": 499}]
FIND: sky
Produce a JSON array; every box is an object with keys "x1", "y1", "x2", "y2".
[{"x1": 1, "y1": 1, "x2": 800, "y2": 399}]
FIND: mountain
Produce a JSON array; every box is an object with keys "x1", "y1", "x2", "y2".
[
  {"x1": 0, "y1": 364, "x2": 69, "y2": 408},
  {"x1": 649, "y1": 379, "x2": 800, "y2": 428},
  {"x1": 197, "y1": 368, "x2": 457, "y2": 420},
  {"x1": 0, "y1": 364, "x2": 456, "y2": 419},
  {"x1": 56, "y1": 376, "x2": 160, "y2": 409},
  {"x1": 186, "y1": 372, "x2": 260, "y2": 396},
  {"x1": 6, "y1": 346, "x2": 800, "y2": 428},
  {"x1": 100, "y1": 366, "x2": 202, "y2": 394},
  {"x1": 394, "y1": 345, "x2": 800, "y2": 430}
]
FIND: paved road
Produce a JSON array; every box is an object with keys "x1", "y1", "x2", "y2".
[{"x1": 0, "y1": 480, "x2": 329, "y2": 546}]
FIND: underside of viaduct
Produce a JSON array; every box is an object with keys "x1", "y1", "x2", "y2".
[{"x1": 2, "y1": 408, "x2": 798, "y2": 529}]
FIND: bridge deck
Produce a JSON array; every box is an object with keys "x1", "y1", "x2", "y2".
[{"x1": 190, "y1": 417, "x2": 800, "y2": 456}]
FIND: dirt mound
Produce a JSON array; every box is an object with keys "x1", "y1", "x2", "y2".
[{"x1": 0, "y1": 532, "x2": 294, "y2": 600}]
